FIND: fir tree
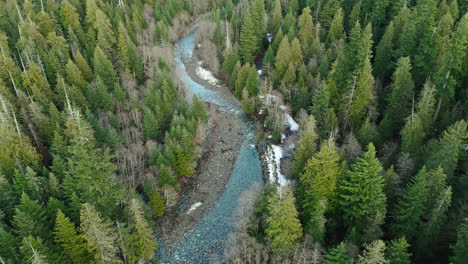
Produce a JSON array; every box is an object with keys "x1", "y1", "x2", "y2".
[
  {"x1": 338, "y1": 143, "x2": 386, "y2": 243},
  {"x1": 374, "y1": 22, "x2": 395, "y2": 81},
  {"x1": 239, "y1": 9, "x2": 258, "y2": 63},
  {"x1": 93, "y1": 46, "x2": 117, "y2": 91},
  {"x1": 358, "y1": 240, "x2": 389, "y2": 264},
  {"x1": 300, "y1": 140, "x2": 340, "y2": 242},
  {"x1": 266, "y1": 187, "x2": 302, "y2": 252},
  {"x1": 327, "y1": 8, "x2": 345, "y2": 44},
  {"x1": 424, "y1": 120, "x2": 467, "y2": 179},
  {"x1": 291, "y1": 115, "x2": 318, "y2": 177},
  {"x1": 126, "y1": 199, "x2": 157, "y2": 261},
  {"x1": 451, "y1": 218, "x2": 468, "y2": 264},
  {"x1": 75, "y1": 51, "x2": 93, "y2": 82},
  {"x1": 271, "y1": 0, "x2": 282, "y2": 35},
  {"x1": 54, "y1": 210, "x2": 90, "y2": 264},
  {"x1": 386, "y1": 237, "x2": 411, "y2": 264},
  {"x1": 323, "y1": 242, "x2": 353, "y2": 264},
  {"x1": 350, "y1": 56, "x2": 375, "y2": 128},
  {"x1": 80, "y1": 203, "x2": 120, "y2": 264},
  {"x1": 148, "y1": 190, "x2": 165, "y2": 219}
]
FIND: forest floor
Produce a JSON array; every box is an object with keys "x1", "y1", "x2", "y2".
[{"x1": 156, "y1": 35, "x2": 247, "y2": 255}]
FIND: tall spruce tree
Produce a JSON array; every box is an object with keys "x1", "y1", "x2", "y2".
[{"x1": 338, "y1": 143, "x2": 386, "y2": 243}]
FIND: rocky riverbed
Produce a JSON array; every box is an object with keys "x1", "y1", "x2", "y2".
[{"x1": 157, "y1": 30, "x2": 263, "y2": 263}]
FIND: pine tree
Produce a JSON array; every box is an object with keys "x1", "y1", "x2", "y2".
[
  {"x1": 298, "y1": 7, "x2": 314, "y2": 54},
  {"x1": 283, "y1": 63, "x2": 296, "y2": 85},
  {"x1": 12, "y1": 193, "x2": 47, "y2": 240},
  {"x1": 54, "y1": 210, "x2": 90, "y2": 264},
  {"x1": 239, "y1": 9, "x2": 258, "y2": 63},
  {"x1": 338, "y1": 143, "x2": 386, "y2": 243},
  {"x1": 95, "y1": 77, "x2": 114, "y2": 112},
  {"x1": 424, "y1": 120, "x2": 468, "y2": 179},
  {"x1": 271, "y1": 0, "x2": 282, "y2": 35},
  {"x1": 350, "y1": 56, "x2": 375, "y2": 128},
  {"x1": 19, "y1": 236, "x2": 50, "y2": 264},
  {"x1": 245, "y1": 67, "x2": 259, "y2": 95},
  {"x1": 289, "y1": 38, "x2": 303, "y2": 67},
  {"x1": 374, "y1": 22, "x2": 394, "y2": 81},
  {"x1": 126, "y1": 199, "x2": 157, "y2": 261},
  {"x1": 291, "y1": 115, "x2": 318, "y2": 177},
  {"x1": 378, "y1": 57, "x2": 414, "y2": 142},
  {"x1": 95, "y1": 9, "x2": 116, "y2": 57},
  {"x1": 320, "y1": 0, "x2": 343, "y2": 29},
  {"x1": 358, "y1": 240, "x2": 389, "y2": 264},
  {"x1": 80, "y1": 203, "x2": 120, "y2": 264},
  {"x1": 327, "y1": 8, "x2": 345, "y2": 44},
  {"x1": 385, "y1": 237, "x2": 411, "y2": 264},
  {"x1": 433, "y1": 13, "x2": 468, "y2": 122},
  {"x1": 274, "y1": 36, "x2": 291, "y2": 76},
  {"x1": 451, "y1": 218, "x2": 468, "y2": 264},
  {"x1": 390, "y1": 167, "x2": 429, "y2": 240},
  {"x1": 323, "y1": 242, "x2": 353, "y2": 264},
  {"x1": 93, "y1": 46, "x2": 117, "y2": 91},
  {"x1": 148, "y1": 190, "x2": 165, "y2": 219},
  {"x1": 300, "y1": 140, "x2": 340, "y2": 243},
  {"x1": 266, "y1": 187, "x2": 302, "y2": 252},
  {"x1": 401, "y1": 81, "x2": 436, "y2": 153},
  {"x1": 65, "y1": 59, "x2": 88, "y2": 92},
  {"x1": 310, "y1": 80, "x2": 330, "y2": 123},
  {"x1": 117, "y1": 22, "x2": 129, "y2": 71},
  {"x1": 75, "y1": 51, "x2": 93, "y2": 82}
]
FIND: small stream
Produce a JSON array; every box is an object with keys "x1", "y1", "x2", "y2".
[{"x1": 159, "y1": 30, "x2": 263, "y2": 263}]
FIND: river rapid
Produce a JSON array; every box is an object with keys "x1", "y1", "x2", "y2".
[{"x1": 159, "y1": 30, "x2": 263, "y2": 263}]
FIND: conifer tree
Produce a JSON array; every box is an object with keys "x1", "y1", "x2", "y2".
[
  {"x1": 19, "y1": 236, "x2": 49, "y2": 264},
  {"x1": 93, "y1": 46, "x2": 117, "y2": 91},
  {"x1": 271, "y1": 0, "x2": 282, "y2": 35},
  {"x1": 117, "y1": 22, "x2": 130, "y2": 71},
  {"x1": 323, "y1": 242, "x2": 353, "y2": 264},
  {"x1": 95, "y1": 9, "x2": 116, "y2": 57},
  {"x1": 338, "y1": 143, "x2": 386, "y2": 243},
  {"x1": 358, "y1": 240, "x2": 389, "y2": 264},
  {"x1": 245, "y1": 67, "x2": 259, "y2": 95},
  {"x1": 126, "y1": 199, "x2": 157, "y2": 261},
  {"x1": 291, "y1": 115, "x2": 318, "y2": 177},
  {"x1": 386, "y1": 237, "x2": 411, "y2": 264},
  {"x1": 80, "y1": 203, "x2": 120, "y2": 264},
  {"x1": 451, "y1": 218, "x2": 468, "y2": 264},
  {"x1": 374, "y1": 22, "x2": 394, "y2": 80},
  {"x1": 378, "y1": 57, "x2": 414, "y2": 141},
  {"x1": 54, "y1": 210, "x2": 90, "y2": 264},
  {"x1": 266, "y1": 187, "x2": 302, "y2": 252},
  {"x1": 239, "y1": 9, "x2": 258, "y2": 63},
  {"x1": 298, "y1": 7, "x2": 314, "y2": 53},
  {"x1": 300, "y1": 140, "x2": 340, "y2": 242},
  {"x1": 310, "y1": 80, "x2": 330, "y2": 123},
  {"x1": 424, "y1": 120, "x2": 468, "y2": 178},
  {"x1": 327, "y1": 8, "x2": 345, "y2": 44},
  {"x1": 320, "y1": 0, "x2": 344, "y2": 29},
  {"x1": 75, "y1": 51, "x2": 93, "y2": 82},
  {"x1": 350, "y1": 56, "x2": 375, "y2": 128},
  {"x1": 390, "y1": 167, "x2": 429, "y2": 240},
  {"x1": 149, "y1": 190, "x2": 165, "y2": 219},
  {"x1": 432, "y1": 13, "x2": 468, "y2": 122},
  {"x1": 12, "y1": 193, "x2": 47, "y2": 240},
  {"x1": 65, "y1": 59, "x2": 88, "y2": 92}
]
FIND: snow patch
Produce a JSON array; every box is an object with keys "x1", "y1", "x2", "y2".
[
  {"x1": 285, "y1": 113, "x2": 299, "y2": 132},
  {"x1": 265, "y1": 145, "x2": 289, "y2": 186},
  {"x1": 257, "y1": 69, "x2": 262, "y2": 76},
  {"x1": 187, "y1": 202, "x2": 202, "y2": 214},
  {"x1": 196, "y1": 61, "x2": 219, "y2": 86},
  {"x1": 267, "y1": 33, "x2": 272, "y2": 43}
]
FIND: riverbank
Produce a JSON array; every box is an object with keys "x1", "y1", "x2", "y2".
[{"x1": 156, "y1": 29, "x2": 261, "y2": 261}]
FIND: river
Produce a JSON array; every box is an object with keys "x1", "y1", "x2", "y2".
[{"x1": 158, "y1": 30, "x2": 264, "y2": 263}]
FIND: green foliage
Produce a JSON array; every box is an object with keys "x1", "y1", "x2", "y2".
[
  {"x1": 323, "y1": 242, "x2": 354, "y2": 264},
  {"x1": 54, "y1": 210, "x2": 90, "y2": 264},
  {"x1": 338, "y1": 143, "x2": 386, "y2": 243},
  {"x1": 126, "y1": 199, "x2": 158, "y2": 261},
  {"x1": 291, "y1": 115, "x2": 317, "y2": 177},
  {"x1": 266, "y1": 187, "x2": 302, "y2": 252},
  {"x1": 93, "y1": 46, "x2": 117, "y2": 91},
  {"x1": 80, "y1": 203, "x2": 120, "y2": 264},
  {"x1": 451, "y1": 218, "x2": 468, "y2": 264},
  {"x1": 148, "y1": 190, "x2": 165, "y2": 219},
  {"x1": 386, "y1": 237, "x2": 411, "y2": 264},
  {"x1": 358, "y1": 240, "x2": 389, "y2": 264}
]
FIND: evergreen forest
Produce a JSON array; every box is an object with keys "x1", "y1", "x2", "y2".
[{"x1": 0, "y1": 0, "x2": 467, "y2": 263}]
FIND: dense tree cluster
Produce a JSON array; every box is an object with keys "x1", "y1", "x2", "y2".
[
  {"x1": 214, "y1": 0, "x2": 468, "y2": 263},
  {"x1": 0, "y1": 0, "x2": 208, "y2": 263}
]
